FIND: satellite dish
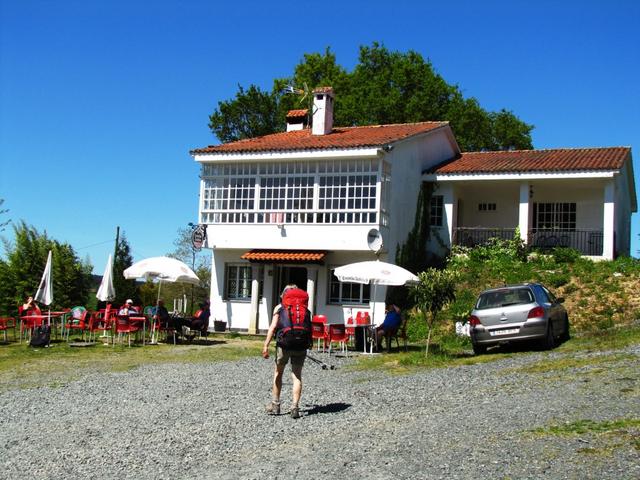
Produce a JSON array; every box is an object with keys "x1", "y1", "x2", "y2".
[{"x1": 367, "y1": 228, "x2": 383, "y2": 253}]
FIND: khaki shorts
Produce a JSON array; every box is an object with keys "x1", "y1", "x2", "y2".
[{"x1": 275, "y1": 346, "x2": 306, "y2": 369}]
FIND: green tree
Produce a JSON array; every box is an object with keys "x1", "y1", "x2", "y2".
[
  {"x1": 208, "y1": 42, "x2": 534, "y2": 151},
  {"x1": 0, "y1": 198, "x2": 9, "y2": 232},
  {"x1": 165, "y1": 227, "x2": 211, "y2": 314},
  {"x1": 112, "y1": 233, "x2": 138, "y2": 307},
  {"x1": 410, "y1": 268, "x2": 457, "y2": 357},
  {"x1": 0, "y1": 221, "x2": 92, "y2": 315}
]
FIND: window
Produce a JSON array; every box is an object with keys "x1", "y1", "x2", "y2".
[
  {"x1": 534, "y1": 203, "x2": 576, "y2": 231},
  {"x1": 225, "y1": 264, "x2": 252, "y2": 300},
  {"x1": 430, "y1": 195, "x2": 443, "y2": 227},
  {"x1": 200, "y1": 159, "x2": 380, "y2": 225},
  {"x1": 478, "y1": 203, "x2": 496, "y2": 211},
  {"x1": 328, "y1": 268, "x2": 370, "y2": 305}
]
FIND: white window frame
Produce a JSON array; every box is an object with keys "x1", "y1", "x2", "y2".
[
  {"x1": 224, "y1": 264, "x2": 252, "y2": 301},
  {"x1": 430, "y1": 195, "x2": 444, "y2": 227},
  {"x1": 200, "y1": 159, "x2": 381, "y2": 225}
]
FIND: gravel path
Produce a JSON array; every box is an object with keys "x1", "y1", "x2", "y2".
[{"x1": 1, "y1": 344, "x2": 639, "y2": 480}]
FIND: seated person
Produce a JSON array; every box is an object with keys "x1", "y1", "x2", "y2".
[
  {"x1": 153, "y1": 299, "x2": 176, "y2": 330},
  {"x1": 118, "y1": 299, "x2": 139, "y2": 316},
  {"x1": 178, "y1": 301, "x2": 211, "y2": 337},
  {"x1": 376, "y1": 304, "x2": 402, "y2": 350},
  {"x1": 20, "y1": 296, "x2": 41, "y2": 316},
  {"x1": 190, "y1": 301, "x2": 210, "y2": 335}
]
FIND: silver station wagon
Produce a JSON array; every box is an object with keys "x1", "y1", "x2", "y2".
[{"x1": 469, "y1": 283, "x2": 570, "y2": 355}]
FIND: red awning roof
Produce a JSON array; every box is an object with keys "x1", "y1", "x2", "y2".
[{"x1": 241, "y1": 250, "x2": 327, "y2": 263}]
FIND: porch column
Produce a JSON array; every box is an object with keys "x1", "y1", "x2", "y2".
[
  {"x1": 518, "y1": 182, "x2": 531, "y2": 244},
  {"x1": 306, "y1": 267, "x2": 318, "y2": 316},
  {"x1": 602, "y1": 180, "x2": 615, "y2": 259},
  {"x1": 440, "y1": 183, "x2": 454, "y2": 246},
  {"x1": 248, "y1": 265, "x2": 261, "y2": 334}
]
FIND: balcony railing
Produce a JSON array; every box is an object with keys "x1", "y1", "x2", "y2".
[
  {"x1": 528, "y1": 229, "x2": 603, "y2": 256},
  {"x1": 453, "y1": 228, "x2": 517, "y2": 247},
  {"x1": 452, "y1": 227, "x2": 604, "y2": 256}
]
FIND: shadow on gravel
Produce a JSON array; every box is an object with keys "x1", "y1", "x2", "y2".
[{"x1": 304, "y1": 402, "x2": 351, "y2": 416}]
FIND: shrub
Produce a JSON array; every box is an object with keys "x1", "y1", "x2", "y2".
[{"x1": 552, "y1": 247, "x2": 581, "y2": 264}]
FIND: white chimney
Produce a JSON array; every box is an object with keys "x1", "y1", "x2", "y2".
[
  {"x1": 312, "y1": 87, "x2": 334, "y2": 135},
  {"x1": 286, "y1": 109, "x2": 308, "y2": 132}
]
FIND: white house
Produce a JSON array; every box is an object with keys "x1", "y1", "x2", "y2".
[{"x1": 190, "y1": 87, "x2": 637, "y2": 333}]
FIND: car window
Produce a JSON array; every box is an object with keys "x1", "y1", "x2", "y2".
[
  {"x1": 540, "y1": 286, "x2": 555, "y2": 303},
  {"x1": 476, "y1": 288, "x2": 534, "y2": 309}
]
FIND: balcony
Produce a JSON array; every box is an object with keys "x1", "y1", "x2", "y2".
[{"x1": 452, "y1": 227, "x2": 604, "y2": 256}]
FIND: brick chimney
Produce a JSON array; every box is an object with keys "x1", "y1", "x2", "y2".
[
  {"x1": 286, "y1": 109, "x2": 308, "y2": 132},
  {"x1": 311, "y1": 87, "x2": 334, "y2": 135}
]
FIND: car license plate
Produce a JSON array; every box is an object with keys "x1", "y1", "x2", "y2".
[{"x1": 490, "y1": 328, "x2": 519, "y2": 336}]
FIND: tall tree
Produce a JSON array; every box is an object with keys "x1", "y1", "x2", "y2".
[
  {"x1": 0, "y1": 222, "x2": 92, "y2": 315},
  {"x1": 0, "y1": 198, "x2": 9, "y2": 232},
  {"x1": 208, "y1": 42, "x2": 534, "y2": 151}
]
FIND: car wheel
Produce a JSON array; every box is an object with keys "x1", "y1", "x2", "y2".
[
  {"x1": 559, "y1": 315, "x2": 570, "y2": 343},
  {"x1": 472, "y1": 342, "x2": 487, "y2": 355},
  {"x1": 541, "y1": 322, "x2": 555, "y2": 350}
]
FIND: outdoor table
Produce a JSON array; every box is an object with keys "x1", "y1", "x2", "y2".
[{"x1": 354, "y1": 321, "x2": 377, "y2": 354}]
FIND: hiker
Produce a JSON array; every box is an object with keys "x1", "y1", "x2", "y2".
[{"x1": 262, "y1": 284, "x2": 311, "y2": 419}]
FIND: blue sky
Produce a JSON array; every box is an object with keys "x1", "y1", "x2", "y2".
[{"x1": 1, "y1": 0, "x2": 638, "y2": 272}]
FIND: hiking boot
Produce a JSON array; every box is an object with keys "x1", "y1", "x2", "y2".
[
  {"x1": 265, "y1": 401, "x2": 280, "y2": 415},
  {"x1": 290, "y1": 406, "x2": 300, "y2": 419}
]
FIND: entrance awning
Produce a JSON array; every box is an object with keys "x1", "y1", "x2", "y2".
[{"x1": 241, "y1": 250, "x2": 327, "y2": 264}]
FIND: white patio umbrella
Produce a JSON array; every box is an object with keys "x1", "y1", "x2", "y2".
[
  {"x1": 95, "y1": 254, "x2": 116, "y2": 340},
  {"x1": 96, "y1": 254, "x2": 116, "y2": 302},
  {"x1": 334, "y1": 260, "x2": 418, "y2": 353},
  {"x1": 34, "y1": 250, "x2": 53, "y2": 326},
  {"x1": 123, "y1": 256, "x2": 200, "y2": 343}
]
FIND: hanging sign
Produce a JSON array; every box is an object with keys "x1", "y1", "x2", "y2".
[{"x1": 191, "y1": 224, "x2": 208, "y2": 251}]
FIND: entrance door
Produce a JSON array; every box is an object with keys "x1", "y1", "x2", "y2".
[{"x1": 273, "y1": 266, "x2": 307, "y2": 306}]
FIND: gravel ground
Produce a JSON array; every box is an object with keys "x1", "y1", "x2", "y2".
[{"x1": 1, "y1": 344, "x2": 639, "y2": 480}]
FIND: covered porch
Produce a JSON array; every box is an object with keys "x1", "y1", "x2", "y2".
[{"x1": 431, "y1": 177, "x2": 616, "y2": 258}]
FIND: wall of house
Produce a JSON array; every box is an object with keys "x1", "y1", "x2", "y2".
[
  {"x1": 454, "y1": 182, "x2": 520, "y2": 228},
  {"x1": 385, "y1": 130, "x2": 457, "y2": 260},
  {"x1": 207, "y1": 248, "x2": 393, "y2": 331},
  {"x1": 531, "y1": 180, "x2": 605, "y2": 230}
]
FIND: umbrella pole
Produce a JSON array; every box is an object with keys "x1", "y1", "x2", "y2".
[{"x1": 151, "y1": 280, "x2": 163, "y2": 344}]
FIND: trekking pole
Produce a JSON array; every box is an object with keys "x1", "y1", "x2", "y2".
[{"x1": 306, "y1": 352, "x2": 336, "y2": 370}]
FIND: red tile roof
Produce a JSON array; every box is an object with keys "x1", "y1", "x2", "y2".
[
  {"x1": 286, "y1": 109, "x2": 308, "y2": 118},
  {"x1": 241, "y1": 250, "x2": 327, "y2": 263},
  {"x1": 431, "y1": 147, "x2": 631, "y2": 174},
  {"x1": 191, "y1": 122, "x2": 448, "y2": 155}
]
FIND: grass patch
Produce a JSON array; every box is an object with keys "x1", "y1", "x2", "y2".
[
  {"x1": 507, "y1": 352, "x2": 636, "y2": 375},
  {"x1": 0, "y1": 336, "x2": 263, "y2": 391},
  {"x1": 559, "y1": 324, "x2": 640, "y2": 352},
  {"x1": 533, "y1": 418, "x2": 640, "y2": 436},
  {"x1": 529, "y1": 418, "x2": 640, "y2": 457}
]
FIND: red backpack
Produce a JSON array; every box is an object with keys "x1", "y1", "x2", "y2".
[{"x1": 276, "y1": 288, "x2": 312, "y2": 351}]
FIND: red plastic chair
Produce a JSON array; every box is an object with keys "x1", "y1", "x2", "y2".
[
  {"x1": 355, "y1": 311, "x2": 371, "y2": 325},
  {"x1": 114, "y1": 315, "x2": 140, "y2": 347},
  {"x1": 0, "y1": 317, "x2": 16, "y2": 342},
  {"x1": 311, "y1": 321, "x2": 327, "y2": 351},
  {"x1": 19, "y1": 305, "x2": 44, "y2": 343},
  {"x1": 312, "y1": 314, "x2": 327, "y2": 324},
  {"x1": 327, "y1": 324, "x2": 348, "y2": 356},
  {"x1": 88, "y1": 308, "x2": 115, "y2": 342},
  {"x1": 65, "y1": 307, "x2": 89, "y2": 341},
  {"x1": 345, "y1": 316, "x2": 356, "y2": 347}
]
